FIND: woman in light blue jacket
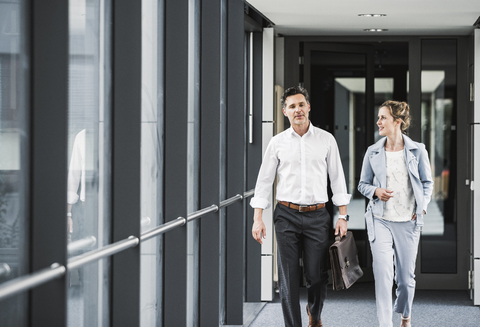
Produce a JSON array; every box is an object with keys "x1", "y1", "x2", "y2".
[{"x1": 358, "y1": 101, "x2": 433, "y2": 327}]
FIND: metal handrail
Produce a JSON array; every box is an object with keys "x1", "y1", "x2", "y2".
[
  {"x1": 140, "y1": 217, "x2": 186, "y2": 242},
  {"x1": 219, "y1": 194, "x2": 243, "y2": 209},
  {"x1": 68, "y1": 236, "x2": 97, "y2": 253},
  {"x1": 187, "y1": 204, "x2": 218, "y2": 221},
  {"x1": 0, "y1": 263, "x2": 65, "y2": 301},
  {"x1": 243, "y1": 189, "x2": 255, "y2": 198},
  {"x1": 0, "y1": 189, "x2": 254, "y2": 301},
  {"x1": 68, "y1": 236, "x2": 139, "y2": 270}
]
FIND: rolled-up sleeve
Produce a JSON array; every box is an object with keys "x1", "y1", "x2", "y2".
[
  {"x1": 250, "y1": 139, "x2": 278, "y2": 210},
  {"x1": 326, "y1": 136, "x2": 351, "y2": 206}
]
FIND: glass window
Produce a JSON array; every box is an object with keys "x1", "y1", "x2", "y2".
[
  {"x1": 67, "y1": 0, "x2": 112, "y2": 325},
  {"x1": 310, "y1": 51, "x2": 367, "y2": 230},
  {"x1": 140, "y1": 0, "x2": 163, "y2": 325},
  {"x1": 0, "y1": 0, "x2": 29, "y2": 326},
  {"x1": 420, "y1": 39, "x2": 457, "y2": 273}
]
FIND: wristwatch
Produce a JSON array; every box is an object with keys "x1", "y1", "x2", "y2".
[{"x1": 338, "y1": 214, "x2": 349, "y2": 221}]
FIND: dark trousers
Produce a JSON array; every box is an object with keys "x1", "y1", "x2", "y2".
[{"x1": 274, "y1": 203, "x2": 330, "y2": 327}]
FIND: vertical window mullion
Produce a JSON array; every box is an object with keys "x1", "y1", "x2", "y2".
[
  {"x1": 163, "y1": 0, "x2": 189, "y2": 325},
  {"x1": 111, "y1": 1, "x2": 142, "y2": 326},
  {"x1": 29, "y1": 1, "x2": 69, "y2": 325},
  {"x1": 224, "y1": 0, "x2": 246, "y2": 323}
]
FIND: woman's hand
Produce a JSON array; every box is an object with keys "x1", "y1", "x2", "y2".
[
  {"x1": 375, "y1": 188, "x2": 394, "y2": 202},
  {"x1": 412, "y1": 210, "x2": 426, "y2": 221}
]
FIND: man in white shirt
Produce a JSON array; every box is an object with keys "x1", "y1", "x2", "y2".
[
  {"x1": 250, "y1": 86, "x2": 351, "y2": 327},
  {"x1": 67, "y1": 129, "x2": 86, "y2": 239}
]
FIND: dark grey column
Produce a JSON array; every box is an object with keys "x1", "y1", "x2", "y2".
[
  {"x1": 199, "y1": 0, "x2": 221, "y2": 325},
  {"x1": 366, "y1": 48, "x2": 375, "y2": 146},
  {"x1": 284, "y1": 37, "x2": 300, "y2": 88},
  {"x1": 29, "y1": 1, "x2": 69, "y2": 325},
  {"x1": 408, "y1": 38, "x2": 422, "y2": 140},
  {"x1": 163, "y1": 0, "x2": 189, "y2": 325},
  {"x1": 245, "y1": 31, "x2": 263, "y2": 303},
  {"x1": 225, "y1": 0, "x2": 246, "y2": 323},
  {"x1": 111, "y1": 1, "x2": 142, "y2": 326}
]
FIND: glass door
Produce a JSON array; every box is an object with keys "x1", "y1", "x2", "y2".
[
  {"x1": 303, "y1": 42, "x2": 375, "y2": 280},
  {"x1": 303, "y1": 39, "x2": 468, "y2": 290},
  {"x1": 414, "y1": 38, "x2": 469, "y2": 290}
]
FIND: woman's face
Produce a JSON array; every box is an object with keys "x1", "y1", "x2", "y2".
[{"x1": 377, "y1": 106, "x2": 401, "y2": 136}]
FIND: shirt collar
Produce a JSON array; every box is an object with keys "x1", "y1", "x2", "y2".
[{"x1": 288, "y1": 121, "x2": 314, "y2": 137}]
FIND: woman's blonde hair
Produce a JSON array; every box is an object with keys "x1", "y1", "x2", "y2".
[{"x1": 380, "y1": 100, "x2": 411, "y2": 134}]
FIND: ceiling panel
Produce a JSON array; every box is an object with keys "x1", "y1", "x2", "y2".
[{"x1": 246, "y1": 0, "x2": 480, "y2": 36}]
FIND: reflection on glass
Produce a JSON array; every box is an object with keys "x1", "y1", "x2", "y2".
[
  {"x1": 332, "y1": 77, "x2": 394, "y2": 230},
  {"x1": 420, "y1": 40, "x2": 457, "y2": 273},
  {"x1": 309, "y1": 51, "x2": 367, "y2": 234},
  {"x1": 140, "y1": 0, "x2": 163, "y2": 326},
  {"x1": 332, "y1": 77, "x2": 367, "y2": 230},
  {"x1": 373, "y1": 78, "x2": 395, "y2": 143},
  {"x1": 309, "y1": 50, "x2": 368, "y2": 267},
  {"x1": 67, "y1": 0, "x2": 111, "y2": 325},
  {"x1": 0, "y1": 1, "x2": 29, "y2": 326}
]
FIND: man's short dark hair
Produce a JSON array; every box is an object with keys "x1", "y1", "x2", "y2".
[{"x1": 281, "y1": 86, "x2": 309, "y2": 108}]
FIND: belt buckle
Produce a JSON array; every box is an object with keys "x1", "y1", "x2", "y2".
[{"x1": 298, "y1": 205, "x2": 308, "y2": 212}]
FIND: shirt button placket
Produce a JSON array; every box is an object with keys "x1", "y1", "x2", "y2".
[{"x1": 301, "y1": 137, "x2": 306, "y2": 204}]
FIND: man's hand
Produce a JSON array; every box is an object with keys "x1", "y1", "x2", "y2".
[
  {"x1": 252, "y1": 208, "x2": 267, "y2": 244},
  {"x1": 67, "y1": 215, "x2": 73, "y2": 241},
  {"x1": 375, "y1": 188, "x2": 394, "y2": 202},
  {"x1": 334, "y1": 218, "x2": 347, "y2": 238}
]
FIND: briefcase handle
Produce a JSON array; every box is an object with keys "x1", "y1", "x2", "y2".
[{"x1": 334, "y1": 231, "x2": 351, "y2": 243}]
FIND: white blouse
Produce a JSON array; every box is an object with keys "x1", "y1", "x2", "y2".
[{"x1": 376, "y1": 149, "x2": 416, "y2": 222}]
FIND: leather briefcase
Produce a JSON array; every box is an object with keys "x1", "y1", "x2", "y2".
[{"x1": 329, "y1": 231, "x2": 363, "y2": 290}]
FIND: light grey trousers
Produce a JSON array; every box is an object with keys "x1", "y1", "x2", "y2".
[{"x1": 370, "y1": 217, "x2": 420, "y2": 327}]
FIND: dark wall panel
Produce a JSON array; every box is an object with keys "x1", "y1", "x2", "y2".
[
  {"x1": 163, "y1": 0, "x2": 189, "y2": 325},
  {"x1": 408, "y1": 38, "x2": 422, "y2": 141},
  {"x1": 225, "y1": 0, "x2": 246, "y2": 323},
  {"x1": 199, "y1": 0, "x2": 221, "y2": 325},
  {"x1": 30, "y1": 1, "x2": 69, "y2": 325},
  {"x1": 111, "y1": 1, "x2": 142, "y2": 326}
]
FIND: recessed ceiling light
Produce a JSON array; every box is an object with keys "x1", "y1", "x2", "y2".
[
  {"x1": 358, "y1": 14, "x2": 386, "y2": 17},
  {"x1": 364, "y1": 28, "x2": 389, "y2": 32}
]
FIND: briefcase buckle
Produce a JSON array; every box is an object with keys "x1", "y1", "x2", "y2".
[{"x1": 345, "y1": 257, "x2": 350, "y2": 268}]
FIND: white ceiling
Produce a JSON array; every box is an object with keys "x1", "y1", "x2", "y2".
[{"x1": 247, "y1": 0, "x2": 480, "y2": 36}]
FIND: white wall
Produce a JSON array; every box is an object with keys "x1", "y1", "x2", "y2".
[
  {"x1": 261, "y1": 27, "x2": 275, "y2": 302},
  {"x1": 473, "y1": 28, "x2": 480, "y2": 305}
]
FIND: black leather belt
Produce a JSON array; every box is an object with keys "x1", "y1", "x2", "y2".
[{"x1": 278, "y1": 201, "x2": 325, "y2": 212}]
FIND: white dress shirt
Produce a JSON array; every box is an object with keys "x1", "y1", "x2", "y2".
[
  {"x1": 250, "y1": 123, "x2": 351, "y2": 210},
  {"x1": 67, "y1": 129, "x2": 85, "y2": 204}
]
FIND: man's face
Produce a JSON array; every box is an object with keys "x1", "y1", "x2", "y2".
[{"x1": 283, "y1": 93, "x2": 310, "y2": 127}]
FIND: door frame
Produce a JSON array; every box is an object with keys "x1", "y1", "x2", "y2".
[{"x1": 284, "y1": 35, "x2": 471, "y2": 290}]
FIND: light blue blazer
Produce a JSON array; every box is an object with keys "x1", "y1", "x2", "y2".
[{"x1": 358, "y1": 135, "x2": 434, "y2": 242}]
